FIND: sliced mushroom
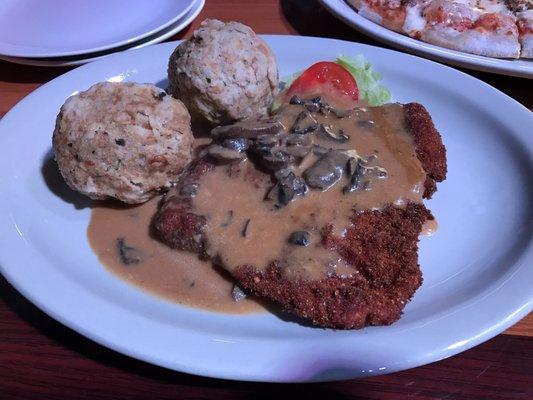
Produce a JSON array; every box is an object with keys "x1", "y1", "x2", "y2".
[
  {"x1": 303, "y1": 150, "x2": 350, "y2": 190},
  {"x1": 310, "y1": 96, "x2": 324, "y2": 105},
  {"x1": 375, "y1": 167, "x2": 388, "y2": 178},
  {"x1": 221, "y1": 137, "x2": 250, "y2": 152},
  {"x1": 346, "y1": 157, "x2": 359, "y2": 176},
  {"x1": 274, "y1": 167, "x2": 293, "y2": 181},
  {"x1": 285, "y1": 133, "x2": 313, "y2": 147},
  {"x1": 211, "y1": 118, "x2": 283, "y2": 140},
  {"x1": 344, "y1": 161, "x2": 388, "y2": 194},
  {"x1": 304, "y1": 166, "x2": 341, "y2": 190},
  {"x1": 279, "y1": 170, "x2": 307, "y2": 194},
  {"x1": 291, "y1": 111, "x2": 318, "y2": 134},
  {"x1": 304, "y1": 102, "x2": 320, "y2": 113},
  {"x1": 278, "y1": 184, "x2": 297, "y2": 205},
  {"x1": 339, "y1": 149, "x2": 360, "y2": 159},
  {"x1": 288, "y1": 231, "x2": 310, "y2": 246},
  {"x1": 255, "y1": 134, "x2": 280, "y2": 148},
  {"x1": 206, "y1": 144, "x2": 246, "y2": 163},
  {"x1": 310, "y1": 96, "x2": 334, "y2": 115},
  {"x1": 281, "y1": 145, "x2": 311, "y2": 159},
  {"x1": 312, "y1": 144, "x2": 330, "y2": 156},
  {"x1": 288, "y1": 95, "x2": 332, "y2": 115},
  {"x1": 252, "y1": 146, "x2": 294, "y2": 171},
  {"x1": 331, "y1": 108, "x2": 353, "y2": 118},
  {"x1": 343, "y1": 159, "x2": 365, "y2": 194},
  {"x1": 289, "y1": 95, "x2": 303, "y2": 105},
  {"x1": 318, "y1": 123, "x2": 349, "y2": 143},
  {"x1": 267, "y1": 171, "x2": 307, "y2": 207}
]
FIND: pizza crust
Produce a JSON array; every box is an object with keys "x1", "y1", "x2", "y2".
[
  {"x1": 421, "y1": 26, "x2": 521, "y2": 58},
  {"x1": 347, "y1": 0, "x2": 406, "y2": 32},
  {"x1": 516, "y1": 10, "x2": 533, "y2": 58},
  {"x1": 403, "y1": 4, "x2": 428, "y2": 35},
  {"x1": 357, "y1": 5, "x2": 387, "y2": 27},
  {"x1": 519, "y1": 34, "x2": 533, "y2": 57}
]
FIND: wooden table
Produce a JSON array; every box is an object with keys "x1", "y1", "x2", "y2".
[{"x1": 0, "y1": 1, "x2": 531, "y2": 398}]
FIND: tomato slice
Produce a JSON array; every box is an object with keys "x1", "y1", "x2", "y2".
[{"x1": 285, "y1": 61, "x2": 359, "y2": 105}]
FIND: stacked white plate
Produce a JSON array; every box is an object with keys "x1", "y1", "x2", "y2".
[{"x1": 0, "y1": 0, "x2": 204, "y2": 67}]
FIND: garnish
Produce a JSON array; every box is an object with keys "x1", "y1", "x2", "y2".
[{"x1": 274, "y1": 54, "x2": 391, "y2": 110}]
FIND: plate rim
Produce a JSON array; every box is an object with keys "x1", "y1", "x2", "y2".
[
  {"x1": 0, "y1": 36, "x2": 532, "y2": 382},
  {"x1": 319, "y1": 0, "x2": 533, "y2": 78},
  {"x1": 0, "y1": 0, "x2": 196, "y2": 58}
]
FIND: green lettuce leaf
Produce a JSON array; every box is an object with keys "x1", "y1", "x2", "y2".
[{"x1": 335, "y1": 54, "x2": 391, "y2": 106}]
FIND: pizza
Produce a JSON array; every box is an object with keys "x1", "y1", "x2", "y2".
[
  {"x1": 346, "y1": 0, "x2": 533, "y2": 59},
  {"x1": 349, "y1": 0, "x2": 407, "y2": 31},
  {"x1": 512, "y1": 1, "x2": 533, "y2": 57}
]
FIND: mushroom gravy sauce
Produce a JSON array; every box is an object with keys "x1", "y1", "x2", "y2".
[
  {"x1": 88, "y1": 97, "x2": 431, "y2": 312},
  {"x1": 193, "y1": 99, "x2": 427, "y2": 280},
  {"x1": 88, "y1": 196, "x2": 265, "y2": 313}
]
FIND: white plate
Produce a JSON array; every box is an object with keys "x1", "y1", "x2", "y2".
[
  {"x1": 0, "y1": 0, "x2": 205, "y2": 67},
  {"x1": 320, "y1": 0, "x2": 533, "y2": 78},
  {"x1": 0, "y1": 0, "x2": 195, "y2": 58},
  {"x1": 0, "y1": 37, "x2": 531, "y2": 383}
]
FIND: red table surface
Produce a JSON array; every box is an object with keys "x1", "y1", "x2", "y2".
[{"x1": 0, "y1": 1, "x2": 531, "y2": 399}]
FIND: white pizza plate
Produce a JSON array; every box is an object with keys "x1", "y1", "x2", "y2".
[
  {"x1": 0, "y1": 37, "x2": 531, "y2": 383},
  {"x1": 0, "y1": 0, "x2": 204, "y2": 67},
  {"x1": 0, "y1": 0, "x2": 196, "y2": 58},
  {"x1": 320, "y1": 0, "x2": 533, "y2": 78}
]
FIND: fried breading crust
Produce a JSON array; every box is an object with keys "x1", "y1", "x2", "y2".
[
  {"x1": 234, "y1": 203, "x2": 431, "y2": 328},
  {"x1": 152, "y1": 103, "x2": 447, "y2": 328}
]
